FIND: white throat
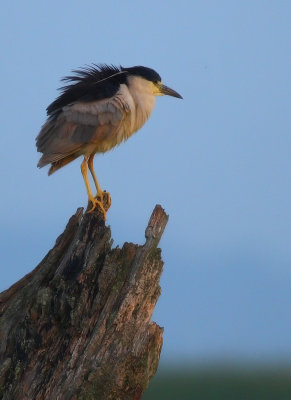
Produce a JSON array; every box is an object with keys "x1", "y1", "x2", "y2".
[{"x1": 127, "y1": 76, "x2": 156, "y2": 132}]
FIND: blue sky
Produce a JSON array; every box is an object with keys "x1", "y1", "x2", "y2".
[{"x1": 0, "y1": 1, "x2": 290, "y2": 364}]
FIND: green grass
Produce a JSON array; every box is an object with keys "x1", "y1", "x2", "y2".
[{"x1": 143, "y1": 365, "x2": 291, "y2": 400}]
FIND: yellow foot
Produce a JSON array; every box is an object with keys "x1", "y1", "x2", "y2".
[
  {"x1": 87, "y1": 195, "x2": 107, "y2": 219},
  {"x1": 96, "y1": 190, "x2": 112, "y2": 212}
]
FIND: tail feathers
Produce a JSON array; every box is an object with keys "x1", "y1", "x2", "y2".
[
  {"x1": 37, "y1": 153, "x2": 79, "y2": 175},
  {"x1": 48, "y1": 153, "x2": 79, "y2": 175},
  {"x1": 37, "y1": 153, "x2": 65, "y2": 168}
]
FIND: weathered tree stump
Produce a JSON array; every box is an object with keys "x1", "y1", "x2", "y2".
[{"x1": 0, "y1": 205, "x2": 168, "y2": 400}]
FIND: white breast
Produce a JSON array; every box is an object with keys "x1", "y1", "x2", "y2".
[{"x1": 116, "y1": 77, "x2": 156, "y2": 142}]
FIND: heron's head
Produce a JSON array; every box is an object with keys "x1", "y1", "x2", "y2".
[{"x1": 122, "y1": 66, "x2": 183, "y2": 99}]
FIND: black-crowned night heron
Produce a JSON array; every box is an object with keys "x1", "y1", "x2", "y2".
[{"x1": 36, "y1": 64, "x2": 182, "y2": 218}]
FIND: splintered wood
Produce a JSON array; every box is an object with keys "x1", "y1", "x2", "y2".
[{"x1": 0, "y1": 205, "x2": 168, "y2": 400}]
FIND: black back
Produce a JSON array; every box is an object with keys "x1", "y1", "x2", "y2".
[{"x1": 46, "y1": 64, "x2": 161, "y2": 119}]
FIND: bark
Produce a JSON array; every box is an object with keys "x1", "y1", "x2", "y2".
[{"x1": 0, "y1": 205, "x2": 168, "y2": 400}]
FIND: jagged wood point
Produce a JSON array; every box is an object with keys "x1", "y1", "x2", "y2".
[{"x1": 0, "y1": 204, "x2": 168, "y2": 400}]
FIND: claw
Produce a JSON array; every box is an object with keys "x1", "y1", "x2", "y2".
[
  {"x1": 96, "y1": 190, "x2": 112, "y2": 212},
  {"x1": 82, "y1": 155, "x2": 111, "y2": 219},
  {"x1": 87, "y1": 195, "x2": 106, "y2": 219}
]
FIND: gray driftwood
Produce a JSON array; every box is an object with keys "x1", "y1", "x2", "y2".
[{"x1": 0, "y1": 205, "x2": 168, "y2": 400}]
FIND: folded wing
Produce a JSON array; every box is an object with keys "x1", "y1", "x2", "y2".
[{"x1": 36, "y1": 99, "x2": 125, "y2": 173}]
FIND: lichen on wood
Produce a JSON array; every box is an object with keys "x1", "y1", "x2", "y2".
[{"x1": 0, "y1": 205, "x2": 168, "y2": 400}]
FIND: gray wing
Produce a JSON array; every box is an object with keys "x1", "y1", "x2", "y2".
[{"x1": 36, "y1": 99, "x2": 124, "y2": 167}]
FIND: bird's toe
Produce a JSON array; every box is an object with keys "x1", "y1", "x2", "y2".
[
  {"x1": 96, "y1": 190, "x2": 111, "y2": 212},
  {"x1": 87, "y1": 196, "x2": 107, "y2": 219}
]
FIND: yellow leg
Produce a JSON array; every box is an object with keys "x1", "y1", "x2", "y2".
[
  {"x1": 88, "y1": 154, "x2": 103, "y2": 197},
  {"x1": 88, "y1": 154, "x2": 111, "y2": 210},
  {"x1": 81, "y1": 156, "x2": 106, "y2": 218}
]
